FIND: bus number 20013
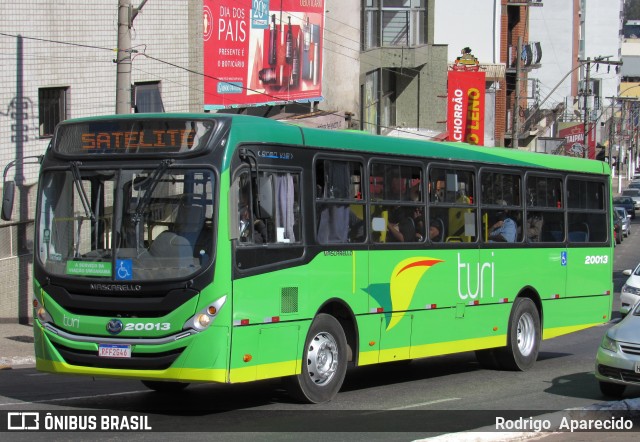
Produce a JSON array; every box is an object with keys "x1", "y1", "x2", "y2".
[
  {"x1": 585, "y1": 255, "x2": 609, "y2": 265},
  {"x1": 124, "y1": 322, "x2": 170, "y2": 331}
]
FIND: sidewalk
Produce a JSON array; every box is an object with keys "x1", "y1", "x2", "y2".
[{"x1": 0, "y1": 322, "x2": 35, "y2": 369}]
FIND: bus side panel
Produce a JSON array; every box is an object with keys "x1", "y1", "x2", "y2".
[
  {"x1": 565, "y1": 247, "x2": 614, "y2": 300},
  {"x1": 230, "y1": 251, "x2": 368, "y2": 381},
  {"x1": 541, "y1": 295, "x2": 612, "y2": 339}
]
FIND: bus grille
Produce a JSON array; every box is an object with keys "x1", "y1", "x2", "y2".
[{"x1": 51, "y1": 342, "x2": 185, "y2": 370}]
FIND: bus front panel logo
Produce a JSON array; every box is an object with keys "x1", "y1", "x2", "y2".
[{"x1": 106, "y1": 319, "x2": 123, "y2": 335}]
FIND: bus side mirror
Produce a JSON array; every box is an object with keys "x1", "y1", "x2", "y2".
[{"x1": 2, "y1": 180, "x2": 15, "y2": 221}]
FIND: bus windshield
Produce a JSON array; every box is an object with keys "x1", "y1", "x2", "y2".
[{"x1": 36, "y1": 166, "x2": 214, "y2": 282}]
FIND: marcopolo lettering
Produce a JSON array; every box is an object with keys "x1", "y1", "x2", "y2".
[{"x1": 90, "y1": 284, "x2": 142, "y2": 292}]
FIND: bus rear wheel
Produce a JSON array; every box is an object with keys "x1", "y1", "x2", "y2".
[
  {"x1": 286, "y1": 313, "x2": 347, "y2": 404},
  {"x1": 496, "y1": 297, "x2": 540, "y2": 371},
  {"x1": 141, "y1": 380, "x2": 189, "y2": 393}
]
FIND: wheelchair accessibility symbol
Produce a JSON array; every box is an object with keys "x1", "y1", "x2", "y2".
[
  {"x1": 116, "y1": 259, "x2": 133, "y2": 280},
  {"x1": 561, "y1": 251, "x2": 567, "y2": 266}
]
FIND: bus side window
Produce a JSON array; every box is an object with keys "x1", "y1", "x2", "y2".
[{"x1": 316, "y1": 159, "x2": 365, "y2": 244}]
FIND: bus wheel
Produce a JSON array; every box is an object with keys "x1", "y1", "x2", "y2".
[
  {"x1": 286, "y1": 313, "x2": 348, "y2": 404},
  {"x1": 497, "y1": 297, "x2": 540, "y2": 371},
  {"x1": 141, "y1": 380, "x2": 189, "y2": 393}
]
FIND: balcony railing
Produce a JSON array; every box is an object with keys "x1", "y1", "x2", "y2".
[{"x1": 507, "y1": 42, "x2": 543, "y2": 69}]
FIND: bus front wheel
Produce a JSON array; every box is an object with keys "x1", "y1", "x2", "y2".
[
  {"x1": 496, "y1": 297, "x2": 541, "y2": 371},
  {"x1": 286, "y1": 313, "x2": 348, "y2": 404}
]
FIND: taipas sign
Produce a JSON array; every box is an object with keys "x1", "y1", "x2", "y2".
[
  {"x1": 446, "y1": 70, "x2": 486, "y2": 146},
  {"x1": 203, "y1": 0, "x2": 325, "y2": 109}
]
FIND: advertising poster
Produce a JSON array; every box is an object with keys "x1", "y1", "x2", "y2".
[
  {"x1": 558, "y1": 121, "x2": 596, "y2": 159},
  {"x1": 447, "y1": 70, "x2": 486, "y2": 146},
  {"x1": 203, "y1": 0, "x2": 324, "y2": 109}
]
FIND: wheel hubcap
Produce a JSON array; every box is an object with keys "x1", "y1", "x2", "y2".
[
  {"x1": 517, "y1": 312, "x2": 536, "y2": 356},
  {"x1": 306, "y1": 332, "x2": 339, "y2": 385}
]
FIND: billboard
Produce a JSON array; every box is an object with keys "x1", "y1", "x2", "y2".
[
  {"x1": 446, "y1": 70, "x2": 486, "y2": 146},
  {"x1": 558, "y1": 121, "x2": 596, "y2": 159},
  {"x1": 203, "y1": 0, "x2": 324, "y2": 109}
]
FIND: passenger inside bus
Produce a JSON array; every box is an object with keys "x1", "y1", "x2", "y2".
[{"x1": 488, "y1": 210, "x2": 517, "y2": 242}]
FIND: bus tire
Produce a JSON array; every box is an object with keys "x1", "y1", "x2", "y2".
[
  {"x1": 141, "y1": 380, "x2": 189, "y2": 393},
  {"x1": 286, "y1": 313, "x2": 348, "y2": 404},
  {"x1": 496, "y1": 297, "x2": 540, "y2": 371}
]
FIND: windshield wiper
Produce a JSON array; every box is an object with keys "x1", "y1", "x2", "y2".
[
  {"x1": 130, "y1": 159, "x2": 174, "y2": 251},
  {"x1": 70, "y1": 161, "x2": 96, "y2": 222},
  {"x1": 69, "y1": 161, "x2": 96, "y2": 258}
]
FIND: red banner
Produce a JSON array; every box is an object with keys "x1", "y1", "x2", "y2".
[
  {"x1": 203, "y1": 0, "x2": 324, "y2": 109},
  {"x1": 558, "y1": 122, "x2": 596, "y2": 158},
  {"x1": 446, "y1": 70, "x2": 486, "y2": 146}
]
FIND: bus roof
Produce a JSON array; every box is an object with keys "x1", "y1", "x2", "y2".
[{"x1": 59, "y1": 113, "x2": 609, "y2": 176}]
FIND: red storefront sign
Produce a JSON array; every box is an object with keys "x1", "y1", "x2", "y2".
[
  {"x1": 446, "y1": 70, "x2": 486, "y2": 146},
  {"x1": 558, "y1": 121, "x2": 596, "y2": 159},
  {"x1": 203, "y1": 0, "x2": 324, "y2": 110}
]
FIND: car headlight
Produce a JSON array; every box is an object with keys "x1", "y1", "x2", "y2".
[
  {"x1": 621, "y1": 284, "x2": 640, "y2": 296},
  {"x1": 600, "y1": 334, "x2": 618, "y2": 353}
]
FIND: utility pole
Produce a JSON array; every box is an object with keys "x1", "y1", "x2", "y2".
[
  {"x1": 577, "y1": 56, "x2": 622, "y2": 159},
  {"x1": 582, "y1": 57, "x2": 590, "y2": 159},
  {"x1": 116, "y1": 0, "x2": 148, "y2": 114},
  {"x1": 511, "y1": 37, "x2": 522, "y2": 149}
]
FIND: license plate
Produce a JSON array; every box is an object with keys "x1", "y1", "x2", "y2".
[
  {"x1": 98, "y1": 344, "x2": 131, "y2": 358},
  {"x1": 635, "y1": 362, "x2": 640, "y2": 374}
]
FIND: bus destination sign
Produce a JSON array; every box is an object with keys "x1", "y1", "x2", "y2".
[{"x1": 54, "y1": 119, "x2": 216, "y2": 155}]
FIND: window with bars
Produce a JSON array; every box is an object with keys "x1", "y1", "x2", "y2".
[
  {"x1": 362, "y1": 0, "x2": 427, "y2": 50},
  {"x1": 39, "y1": 87, "x2": 68, "y2": 138}
]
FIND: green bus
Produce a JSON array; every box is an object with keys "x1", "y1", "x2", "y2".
[{"x1": 2, "y1": 114, "x2": 613, "y2": 403}]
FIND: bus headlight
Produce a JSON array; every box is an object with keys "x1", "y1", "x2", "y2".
[
  {"x1": 36, "y1": 306, "x2": 53, "y2": 324},
  {"x1": 184, "y1": 295, "x2": 227, "y2": 331}
]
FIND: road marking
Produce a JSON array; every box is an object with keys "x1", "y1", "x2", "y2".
[
  {"x1": 0, "y1": 390, "x2": 149, "y2": 407},
  {"x1": 387, "y1": 397, "x2": 461, "y2": 410}
]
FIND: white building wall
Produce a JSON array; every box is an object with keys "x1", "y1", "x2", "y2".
[
  {"x1": 584, "y1": 0, "x2": 623, "y2": 103},
  {"x1": 433, "y1": 0, "x2": 500, "y2": 64},
  {"x1": 320, "y1": 1, "x2": 361, "y2": 118},
  {"x1": 529, "y1": 0, "x2": 622, "y2": 115},
  {"x1": 529, "y1": 2, "x2": 576, "y2": 110}
]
